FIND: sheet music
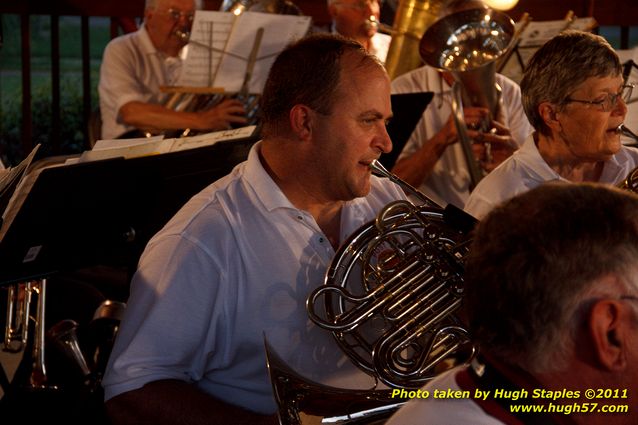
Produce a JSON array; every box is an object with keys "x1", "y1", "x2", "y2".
[
  {"x1": 0, "y1": 144, "x2": 40, "y2": 203},
  {"x1": 619, "y1": 47, "x2": 638, "y2": 141},
  {"x1": 179, "y1": 11, "x2": 235, "y2": 88},
  {"x1": 79, "y1": 135, "x2": 170, "y2": 162},
  {"x1": 170, "y1": 125, "x2": 257, "y2": 152},
  {"x1": 499, "y1": 16, "x2": 598, "y2": 83},
  {"x1": 517, "y1": 17, "x2": 597, "y2": 48},
  {"x1": 214, "y1": 12, "x2": 311, "y2": 94},
  {"x1": 179, "y1": 11, "x2": 311, "y2": 94},
  {"x1": 0, "y1": 149, "x2": 66, "y2": 241},
  {"x1": 79, "y1": 127, "x2": 257, "y2": 161}
]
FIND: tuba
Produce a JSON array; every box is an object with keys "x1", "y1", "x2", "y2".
[
  {"x1": 384, "y1": 0, "x2": 449, "y2": 80},
  {"x1": 419, "y1": 7, "x2": 515, "y2": 189},
  {"x1": 220, "y1": 0, "x2": 302, "y2": 15},
  {"x1": 268, "y1": 161, "x2": 477, "y2": 424}
]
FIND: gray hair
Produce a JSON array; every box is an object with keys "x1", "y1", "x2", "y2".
[
  {"x1": 520, "y1": 30, "x2": 622, "y2": 135},
  {"x1": 464, "y1": 183, "x2": 638, "y2": 373}
]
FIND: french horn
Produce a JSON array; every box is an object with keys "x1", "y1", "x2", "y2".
[
  {"x1": 268, "y1": 161, "x2": 477, "y2": 424},
  {"x1": 617, "y1": 124, "x2": 638, "y2": 193}
]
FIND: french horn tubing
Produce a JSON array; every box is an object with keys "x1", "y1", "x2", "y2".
[
  {"x1": 268, "y1": 162, "x2": 476, "y2": 424},
  {"x1": 305, "y1": 160, "x2": 476, "y2": 390}
]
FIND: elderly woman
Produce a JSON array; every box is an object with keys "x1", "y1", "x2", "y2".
[{"x1": 464, "y1": 30, "x2": 637, "y2": 219}]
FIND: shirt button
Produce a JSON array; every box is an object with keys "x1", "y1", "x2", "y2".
[
  {"x1": 319, "y1": 237, "x2": 324, "y2": 243},
  {"x1": 297, "y1": 215, "x2": 303, "y2": 220}
]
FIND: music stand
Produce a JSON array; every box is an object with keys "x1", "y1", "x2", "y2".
[
  {"x1": 0, "y1": 136, "x2": 258, "y2": 287},
  {"x1": 379, "y1": 92, "x2": 434, "y2": 170}
]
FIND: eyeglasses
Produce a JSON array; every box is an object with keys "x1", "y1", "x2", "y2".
[
  {"x1": 333, "y1": 0, "x2": 380, "y2": 11},
  {"x1": 166, "y1": 8, "x2": 195, "y2": 22},
  {"x1": 564, "y1": 84, "x2": 634, "y2": 112}
]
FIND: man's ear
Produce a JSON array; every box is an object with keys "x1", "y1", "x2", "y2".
[
  {"x1": 289, "y1": 104, "x2": 313, "y2": 141},
  {"x1": 589, "y1": 299, "x2": 628, "y2": 371},
  {"x1": 538, "y1": 102, "x2": 561, "y2": 132}
]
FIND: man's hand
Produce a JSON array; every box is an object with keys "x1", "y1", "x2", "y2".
[
  {"x1": 199, "y1": 98, "x2": 248, "y2": 130},
  {"x1": 441, "y1": 106, "x2": 490, "y2": 147},
  {"x1": 470, "y1": 120, "x2": 518, "y2": 172}
]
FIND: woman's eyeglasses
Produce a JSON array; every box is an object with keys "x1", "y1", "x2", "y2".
[{"x1": 564, "y1": 84, "x2": 634, "y2": 112}]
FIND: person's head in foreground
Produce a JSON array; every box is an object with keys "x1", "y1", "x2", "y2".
[
  {"x1": 466, "y1": 183, "x2": 638, "y2": 424},
  {"x1": 388, "y1": 183, "x2": 638, "y2": 425}
]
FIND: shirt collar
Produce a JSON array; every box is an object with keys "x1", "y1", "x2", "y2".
[
  {"x1": 513, "y1": 134, "x2": 566, "y2": 181},
  {"x1": 242, "y1": 141, "x2": 372, "y2": 224},
  {"x1": 138, "y1": 24, "x2": 158, "y2": 57},
  {"x1": 243, "y1": 141, "x2": 298, "y2": 213},
  {"x1": 600, "y1": 146, "x2": 635, "y2": 182},
  {"x1": 516, "y1": 133, "x2": 633, "y2": 183}
]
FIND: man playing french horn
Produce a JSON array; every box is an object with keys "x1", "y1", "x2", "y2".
[{"x1": 101, "y1": 33, "x2": 407, "y2": 425}]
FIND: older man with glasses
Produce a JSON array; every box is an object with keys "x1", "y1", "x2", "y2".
[
  {"x1": 98, "y1": 0, "x2": 247, "y2": 140},
  {"x1": 464, "y1": 30, "x2": 638, "y2": 219},
  {"x1": 326, "y1": 0, "x2": 391, "y2": 63}
]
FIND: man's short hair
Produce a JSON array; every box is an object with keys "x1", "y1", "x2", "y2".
[
  {"x1": 259, "y1": 33, "x2": 381, "y2": 138},
  {"x1": 464, "y1": 183, "x2": 638, "y2": 372}
]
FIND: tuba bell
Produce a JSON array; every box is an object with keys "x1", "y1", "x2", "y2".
[
  {"x1": 419, "y1": 7, "x2": 516, "y2": 189},
  {"x1": 384, "y1": 0, "x2": 449, "y2": 80}
]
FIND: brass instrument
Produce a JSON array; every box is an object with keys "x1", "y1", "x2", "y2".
[
  {"x1": 619, "y1": 123, "x2": 638, "y2": 145},
  {"x1": 155, "y1": 0, "x2": 304, "y2": 137},
  {"x1": 220, "y1": 0, "x2": 302, "y2": 15},
  {"x1": 3, "y1": 279, "x2": 56, "y2": 390},
  {"x1": 618, "y1": 167, "x2": 638, "y2": 193},
  {"x1": 268, "y1": 161, "x2": 477, "y2": 424},
  {"x1": 307, "y1": 160, "x2": 475, "y2": 388},
  {"x1": 617, "y1": 125, "x2": 638, "y2": 192},
  {"x1": 384, "y1": 0, "x2": 448, "y2": 80},
  {"x1": 47, "y1": 319, "x2": 93, "y2": 385},
  {"x1": 419, "y1": 7, "x2": 515, "y2": 190},
  {"x1": 365, "y1": 15, "x2": 395, "y2": 35},
  {"x1": 266, "y1": 340, "x2": 406, "y2": 425}
]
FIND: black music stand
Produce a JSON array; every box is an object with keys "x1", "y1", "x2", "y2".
[
  {"x1": 379, "y1": 92, "x2": 434, "y2": 170},
  {"x1": 0, "y1": 136, "x2": 258, "y2": 287}
]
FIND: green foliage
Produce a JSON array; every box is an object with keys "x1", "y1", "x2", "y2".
[
  {"x1": 0, "y1": 76, "x2": 96, "y2": 166},
  {"x1": 0, "y1": 14, "x2": 109, "y2": 166}
]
